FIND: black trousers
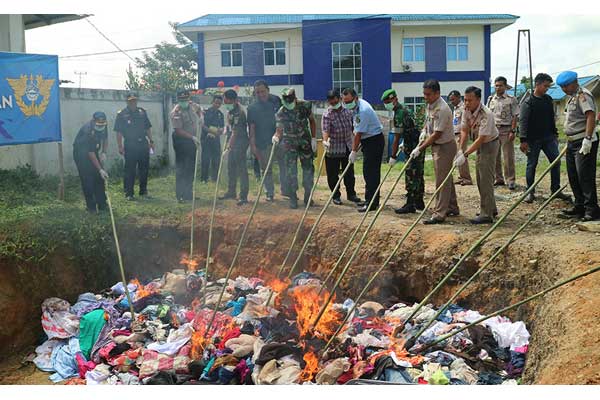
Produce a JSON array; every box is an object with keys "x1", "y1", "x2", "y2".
[
  {"x1": 74, "y1": 151, "x2": 107, "y2": 212},
  {"x1": 123, "y1": 145, "x2": 150, "y2": 197},
  {"x1": 566, "y1": 136, "x2": 599, "y2": 214},
  {"x1": 200, "y1": 136, "x2": 221, "y2": 182},
  {"x1": 173, "y1": 134, "x2": 198, "y2": 200},
  {"x1": 361, "y1": 133, "x2": 385, "y2": 206},
  {"x1": 325, "y1": 151, "x2": 356, "y2": 200}
]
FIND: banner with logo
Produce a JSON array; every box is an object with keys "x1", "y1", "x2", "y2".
[{"x1": 0, "y1": 52, "x2": 61, "y2": 146}]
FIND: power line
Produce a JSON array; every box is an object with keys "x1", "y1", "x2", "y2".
[{"x1": 84, "y1": 17, "x2": 137, "y2": 63}]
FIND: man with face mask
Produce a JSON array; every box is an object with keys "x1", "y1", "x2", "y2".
[
  {"x1": 557, "y1": 70, "x2": 600, "y2": 221},
  {"x1": 114, "y1": 92, "x2": 154, "y2": 200},
  {"x1": 221, "y1": 89, "x2": 250, "y2": 206},
  {"x1": 321, "y1": 89, "x2": 361, "y2": 205},
  {"x1": 381, "y1": 88, "x2": 424, "y2": 214},
  {"x1": 73, "y1": 111, "x2": 109, "y2": 213},
  {"x1": 171, "y1": 89, "x2": 203, "y2": 203},
  {"x1": 341, "y1": 88, "x2": 384, "y2": 213},
  {"x1": 272, "y1": 88, "x2": 317, "y2": 209},
  {"x1": 248, "y1": 80, "x2": 284, "y2": 202},
  {"x1": 201, "y1": 95, "x2": 224, "y2": 183}
]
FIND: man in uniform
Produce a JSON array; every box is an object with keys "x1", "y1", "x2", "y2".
[
  {"x1": 557, "y1": 70, "x2": 600, "y2": 221},
  {"x1": 381, "y1": 88, "x2": 425, "y2": 214},
  {"x1": 220, "y1": 89, "x2": 250, "y2": 206},
  {"x1": 449, "y1": 90, "x2": 473, "y2": 185},
  {"x1": 454, "y1": 86, "x2": 499, "y2": 224},
  {"x1": 321, "y1": 89, "x2": 361, "y2": 205},
  {"x1": 272, "y1": 88, "x2": 317, "y2": 209},
  {"x1": 114, "y1": 92, "x2": 154, "y2": 200},
  {"x1": 487, "y1": 76, "x2": 519, "y2": 190},
  {"x1": 73, "y1": 111, "x2": 109, "y2": 213},
  {"x1": 170, "y1": 89, "x2": 203, "y2": 202},
  {"x1": 201, "y1": 95, "x2": 224, "y2": 183},
  {"x1": 410, "y1": 79, "x2": 459, "y2": 224},
  {"x1": 342, "y1": 88, "x2": 384, "y2": 213},
  {"x1": 248, "y1": 80, "x2": 284, "y2": 202}
]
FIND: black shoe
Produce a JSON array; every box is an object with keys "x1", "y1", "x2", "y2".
[
  {"x1": 582, "y1": 211, "x2": 600, "y2": 222},
  {"x1": 237, "y1": 199, "x2": 248, "y2": 206},
  {"x1": 508, "y1": 183, "x2": 516, "y2": 190},
  {"x1": 562, "y1": 207, "x2": 584, "y2": 218},
  {"x1": 554, "y1": 192, "x2": 572, "y2": 202},
  {"x1": 219, "y1": 193, "x2": 236, "y2": 200},
  {"x1": 476, "y1": 211, "x2": 498, "y2": 217},
  {"x1": 356, "y1": 201, "x2": 367, "y2": 207},
  {"x1": 524, "y1": 193, "x2": 535, "y2": 203},
  {"x1": 266, "y1": 194, "x2": 274, "y2": 202},
  {"x1": 332, "y1": 198, "x2": 343, "y2": 206},
  {"x1": 470, "y1": 216, "x2": 494, "y2": 224},
  {"x1": 289, "y1": 197, "x2": 298, "y2": 209},
  {"x1": 447, "y1": 210, "x2": 460, "y2": 217},
  {"x1": 415, "y1": 202, "x2": 426, "y2": 211},
  {"x1": 394, "y1": 204, "x2": 416, "y2": 214},
  {"x1": 347, "y1": 194, "x2": 362, "y2": 203},
  {"x1": 494, "y1": 181, "x2": 505, "y2": 187},
  {"x1": 423, "y1": 217, "x2": 445, "y2": 225},
  {"x1": 358, "y1": 204, "x2": 378, "y2": 213}
]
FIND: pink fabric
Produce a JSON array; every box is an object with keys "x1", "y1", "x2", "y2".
[{"x1": 75, "y1": 353, "x2": 97, "y2": 378}]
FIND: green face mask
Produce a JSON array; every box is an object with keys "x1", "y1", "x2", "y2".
[
  {"x1": 179, "y1": 101, "x2": 189, "y2": 110},
  {"x1": 283, "y1": 101, "x2": 295, "y2": 110},
  {"x1": 342, "y1": 100, "x2": 356, "y2": 110},
  {"x1": 224, "y1": 103, "x2": 234, "y2": 111},
  {"x1": 332, "y1": 102, "x2": 342, "y2": 110},
  {"x1": 384, "y1": 102, "x2": 395, "y2": 111},
  {"x1": 94, "y1": 125, "x2": 105, "y2": 132}
]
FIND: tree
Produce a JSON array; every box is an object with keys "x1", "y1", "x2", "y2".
[
  {"x1": 126, "y1": 22, "x2": 198, "y2": 94},
  {"x1": 520, "y1": 75, "x2": 532, "y2": 91}
]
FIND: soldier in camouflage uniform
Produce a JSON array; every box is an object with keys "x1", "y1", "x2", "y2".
[
  {"x1": 381, "y1": 89, "x2": 425, "y2": 214},
  {"x1": 272, "y1": 88, "x2": 317, "y2": 209}
]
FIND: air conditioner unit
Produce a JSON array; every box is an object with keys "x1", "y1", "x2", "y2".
[{"x1": 402, "y1": 64, "x2": 412, "y2": 72}]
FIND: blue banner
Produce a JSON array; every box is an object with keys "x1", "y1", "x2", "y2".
[{"x1": 0, "y1": 52, "x2": 61, "y2": 146}]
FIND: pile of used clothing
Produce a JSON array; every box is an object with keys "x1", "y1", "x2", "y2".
[{"x1": 31, "y1": 269, "x2": 529, "y2": 385}]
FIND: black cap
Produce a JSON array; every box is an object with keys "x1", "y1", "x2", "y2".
[
  {"x1": 126, "y1": 92, "x2": 138, "y2": 101},
  {"x1": 93, "y1": 111, "x2": 107, "y2": 125}
]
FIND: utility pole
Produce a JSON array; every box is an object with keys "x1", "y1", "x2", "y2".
[
  {"x1": 74, "y1": 71, "x2": 87, "y2": 89},
  {"x1": 514, "y1": 30, "x2": 533, "y2": 98}
]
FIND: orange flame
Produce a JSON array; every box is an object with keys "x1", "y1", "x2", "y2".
[
  {"x1": 299, "y1": 351, "x2": 319, "y2": 382},
  {"x1": 180, "y1": 255, "x2": 200, "y2": 273},
  {"x1": 289, "y1": 286, "x2": 342, "y2": 339},
  {"x1": 129, "y1": 278, "x2": 156, "y2": 301}
]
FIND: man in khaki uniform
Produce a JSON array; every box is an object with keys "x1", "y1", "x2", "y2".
[
  {"x1": 449, "y1": 90, "x2": 473, "y2": 185},
  {"x1": 487, "y1": 76, "x2": 519, "y2": 190},
  {"x1": 410, "y1": 79, "x2": 459, "y2": 224},
  {"x1": 455, "y1": 86, "x2": 499, "y2": 224},
  {"x1": 557, "y1": 70, "x2": 600, "y2": 221}
]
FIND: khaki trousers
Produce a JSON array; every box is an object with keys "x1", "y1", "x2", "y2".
[
  {"x1": 432, "y1": 140, "x2": 459, "y2": 220},
  {"x1": 495, "y1": 126, "x2": 516, "y2": 184},
  {"x1": 455, "y1": 134, "x2": 473, "y2": 184},
  {"x1": 477, "y1": 138, "x2": 500, "y2": 218}
]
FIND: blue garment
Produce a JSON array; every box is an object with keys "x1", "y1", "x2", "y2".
[
  {"x1": 48, "y1": 337, "x2": 80, "y2": 383},
  {"x1": 526, "y1": 137, "x2": 561, "y2": 193},
  {"x1": 353, "y1": 99, "x2": 383, "y2": 139},
  {"x1": 556, "y1": 70, "x2": 577, "y2": 86},
  {"x1": 226, "y1": 297, "x2": 246, "y2": 317},
  {"x1": 383, "y1": 368, "x2": 414, "y2": 384}
]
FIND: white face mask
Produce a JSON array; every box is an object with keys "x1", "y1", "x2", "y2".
[
  {"x1": 384, "y1": 102, "x2": 395, "y2": 111},
  {"x1": 342, "y1": 100, "x2": 357, "y2": 110}
]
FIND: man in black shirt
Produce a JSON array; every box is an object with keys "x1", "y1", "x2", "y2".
[
  {"x1": 201, "y1": 95, "x2": 225, "y2": 183},
  {"x1": 114, "y1": 92, "x2": 154, "y2": 200},
  {"x1": 519, "y1": 73, "x2": 571, "y2": 203},
  {"x1": 247, "y1": 80, "x2": 287, "y2": 201},
  {"x1": 73, "y1": 111, "x2": 109, "y2": 213}
]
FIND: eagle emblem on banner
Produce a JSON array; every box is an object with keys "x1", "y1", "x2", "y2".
[{"x1": 6, "y1": 74, "x2": 54, "y2": 117}]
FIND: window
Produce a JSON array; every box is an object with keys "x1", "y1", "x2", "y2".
[
  {"x1": 404, "y1": 96, "x2": 425, "y2": 113},
  {"x1": 332, "y1": 42, "x2": 362, "y2": 95},
  {"x1": 402, "y1": 38, "x2": 425, "y2": 62},
  {"x1": 221, "y1": 43, "x2": 242, "y2": 67},
  {"x1": 447, "y1": 37, "x2": 468, "y2": 61},
  {"x1": 264, "y1": 41, "x2": 286, "y2": 66}
]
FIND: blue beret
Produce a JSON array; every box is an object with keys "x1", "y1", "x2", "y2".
[{"x1": 556, "y1": 71, "x2": 577, "y2": 86}]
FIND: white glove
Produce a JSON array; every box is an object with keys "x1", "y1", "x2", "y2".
[
  {"x1": 311, "y1": 137, "x2": 317, "y2": 153},
  {"x1": 192, "y1": 136, "x2": 201, "y2": 146},
  {"x1": 580, "y1": 137, "x2": 593, "y2": 155},
  {"x1": 419, "y1": 131, "x2": 429, "y2": 143},
  {"x1": 99, "y1": 169, "x2": 109, "y2": 181},
  {"x1": 99, "y1": 152, "x2": 107, "y2": 163},
  {"x1": 454, "y1": 150, "x2": 466, "y2": 167},
  {"x1": 348, "y1": 150, "x2": 357, "y2": 164},
  {"x1": 322, "y1": 139, "x2": 330, "y2": 150},
  {"x1": 272, "y1": 135, "x2": 280, "y2": 145},
  {"x1": 388, "y1": 157, "x2": 397, "y2": 166},
  {"x1": 410, "y1": 148, "x2": 421, "y2": 159}
]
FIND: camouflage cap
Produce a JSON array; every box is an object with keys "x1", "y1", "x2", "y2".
[
  {"x1": 281, "y1": 87, "x2": 296, "y2": 98},
  {"x1": 381, "y1": 89, "x2": 397, "y2": 101}
]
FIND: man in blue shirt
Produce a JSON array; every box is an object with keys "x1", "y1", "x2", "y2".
[{"x1": 342, "y1": 88, "x2": 384, "y2": 212}]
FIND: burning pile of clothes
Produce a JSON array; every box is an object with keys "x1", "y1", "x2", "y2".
[{"x1": 32, "y1": 268, "x2": 530, "y2": 385}]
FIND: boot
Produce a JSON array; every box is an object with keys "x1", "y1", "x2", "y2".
[
  {"x1": 289, "y1": 195, "x2": 298, "y2": 209},
  {"x1": 394, "y1": 204, "x2": 416, "y2": 214}
]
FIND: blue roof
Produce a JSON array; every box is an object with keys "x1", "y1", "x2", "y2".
[
  {"x1": 179, "y1": 14, "x2": 518, "y2": 28},
  {"x1": 491, "y1": 76, "x2": 596, "y2": 101}
]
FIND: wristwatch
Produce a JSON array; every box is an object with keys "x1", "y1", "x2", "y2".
[{"x1": 510, "y1": 128, "x2": 516, "y2": 134}]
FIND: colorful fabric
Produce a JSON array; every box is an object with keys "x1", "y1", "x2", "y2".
[
  {"x1": 138, "y1": 344, "x2": 191, "y2": 379},
  {"x1": 321, "y1": 107, "x2": 353, "y2": 157}
]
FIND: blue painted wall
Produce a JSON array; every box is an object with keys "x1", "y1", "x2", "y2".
[
  {"x1": 425, "y1": 37, "x2": 447, "y2": 72},
  {"x1": 242, "y1": 42, "x2": 264, "y2": 76},
  {"x1": 197, "y1": 32, "x2": 206, "y2": 89},
  {"x1": 484, "y1": 25, "x2": 491, "y2": 99},
  {"x1": 301, "y1": 18, "x2": 391, "y2": 104}
]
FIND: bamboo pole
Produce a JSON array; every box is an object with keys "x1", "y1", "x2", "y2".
[{"x1": 189, "y1": 146, "x2": 200, "y2": 259}]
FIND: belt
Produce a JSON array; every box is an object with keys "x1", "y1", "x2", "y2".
[{"x1": 567, "y1": 132, "x2": 589, "y2": 142}]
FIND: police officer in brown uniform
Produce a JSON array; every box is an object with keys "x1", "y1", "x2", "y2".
[
  {"x1": 411, "y1": 79, "x2": 459, "y2": 224},
  {"x1": 557, "y1": 70, "x2": 600, "y2": 221},
  {"x1": 449, "y1": 90, "x2": 473, "y2": 185},
  {"x1": 487, "y1": 76, "x2": 519, "y2": 190},
  {"x1": 455, "y1": 86, "x2": 499, "y2": 224}
]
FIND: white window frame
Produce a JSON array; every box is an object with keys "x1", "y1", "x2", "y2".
[
  {"x1": 264, "y1": 41, "x2": 286, "y2": 66},
  {"x1": 402, "y1": 38, "x2": 425, "y2": 62},
  {"x1": 331, "y1": 42, "x2": 362, "y2": 95},
  {"x1": 446, "y1": 37, "x2": 469, "y2": 61},
  {"x1": 404, "y1": 96, "x2": 425, "y2": 113},
  {"x1": 220, "y1": 43, "x2": 243, "y2": 67}
]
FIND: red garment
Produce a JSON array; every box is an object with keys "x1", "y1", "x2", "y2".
[
  {"x1": 217, "y1": 327, "x2": 241, "y2": 350},
  {"x1": 75, "y1": 353, "x2": 97, "y2": 378},
  {"x1": 418, "y1": 377, "x2": 428, "y2": 384}
]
